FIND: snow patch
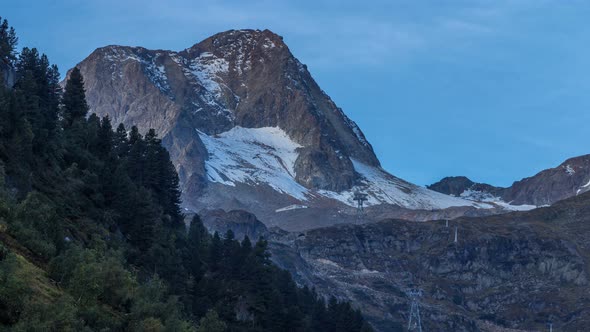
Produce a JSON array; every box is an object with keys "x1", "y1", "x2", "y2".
[
  {"x1": 564, "y1": 164, "x2": 575, "y2": 175},
  {"x1": 319, "y1": 159, "x2": 488, "y2": 210},
  {"x1": 460, "y1": 189, "x2": 497, "y2": 202},
  {"x1": 576, "y1": 178, "x2": 590, "y2": 195},
  {"x1": 359, "y1": 268, "x2": 380, "y2": 274},
  {"x1": 488, "y1": 200, "x2": 537, "y2": 211},
  {"x1": 460, "y1": 189, "x2": 536, "y2": 211},
  {"x1": 316, "y1": 259, "x2": 340, "y2": 268},
  {"x1": 190, "y1": 52, "x2": 229, "y2": 98},
  {"x1": 262, "y1": 38, "x2": 276, "y2": 49},
  {"x1": 143, "y1": 60, "x2": 170, "y2": 94},
  {"x1": 171, "y1": 51, "x2": 235, "y2": 120},
  {"x1": 275, "y1": 204, "x2": 308, "y2": 213},
  {"x1": 198, "y1": 127, "x2": 309, "y2": 200}
]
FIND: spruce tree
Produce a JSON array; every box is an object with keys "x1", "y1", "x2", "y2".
[
  {"x1": 0, "y1": 18, "x2": 17, "y2": 64},
  {"x1": 62, "y1": 67, "x2": 89, "y2": 128},
  {"x1": 161, "y1": 156, "x2": 182, "y2": 223},
  {"x1": 187, "y1": 215, "x2": 208, "y2": 278},
  {"x1": 14, "y1": 49, "x2": 61, "y2": 153},
  {"x1": 113, "y1": 123, "x2": 130, "y2": 158},
  {"x1": 241, "y1": 236, "x2": 252, "y2": 253},
  {"x1": 196, "y1": 310, "x2": 226, "y2": 332},
  {"x1": 96, "y1": 115, "x2": 114, "y2": 159},
  {"x1": 144, "y1": 129, "x2": 163, "y2": 197},
  {"x1": 208, "y1": 232, "x2": 222, "y2": 273},
  {"x1": 127, "y1": 126, "x2": 146, "y2": 185},
  {"x1": 86, "y1": 113, "x2": 101, "y2": 151}
]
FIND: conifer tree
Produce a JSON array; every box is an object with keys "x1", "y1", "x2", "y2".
[
  {"x1": 62, "y1": 67, "x2": 89, "y2": 128},
  {"x1": 127, "y1": 126, "x2": 145, "y2": 185},
  {"x1": 187, "y1": 215, "x2": 208, "y2": 279},
  {"x1": 0, "y1": 17, "x2": 17, "y2": 64},
  {"x1": 125, "y1": 186, "x2": 159, "y2": 265},
  {"x1": 14, "y1": 49, "x2": 61, "y2": 154},
  {"x1": 96, "y1": 115, "x2": 114, "y2": 159},
  {"x1": 86, "y1": 113, "x2": 101, "y2": 151},
  {"x1": 208, "y1": 232, "x2": 222, "y2": 273},
  {"x1": 113, "y1": 123, "x2": 130, "y2": 158},
  {"x1": 161, "y1": 156, "x2": 182, "y2": 223},
  {"x1": 241, "y1": 236, "x2": 252, "y2": 253},
  {"x1": 197, "y1": 310, "x2": 226, "y2": 332},
  {"x1": 144, "y1": 129, "x2": 163, "y2": 197}
]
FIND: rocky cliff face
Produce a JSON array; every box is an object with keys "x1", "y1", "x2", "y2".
[
  {"x1": 200, "y1": 209, "x2": 269, "y2": 241},
  {"x1": 429, "y1": 154, "x2": 590, "y2": 207},
  {"x1": 69, "y1": 29, "x2": 502, "y2": 228},
  {"x1": 271, "y1": 192, "x2": 590, "y2": 331},
  {"x1": 505, "y1": 154, "x2": 590, "y2": 205}
]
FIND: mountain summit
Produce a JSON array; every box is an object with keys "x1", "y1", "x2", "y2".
[{"x1": 70, "y1": 29, "x2": 511, "y2": 227}]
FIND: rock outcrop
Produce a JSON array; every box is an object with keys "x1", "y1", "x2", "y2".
[
  {"x1": 505, "y1": 154, "x2": 590, "y2": 205},
  {"x1": 427, "y1": 176, "x2": 504, "y2": 198},
  {"x1": 200, "y1": 209, "x2": 269, "y2": 241}
]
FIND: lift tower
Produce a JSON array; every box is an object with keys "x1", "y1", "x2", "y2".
[
  {"x1": 407, "y1": 289, "x2": 423, "y2": 332},
  {"x1": 353, "y1": 191, "x2": 368, "y2": 223}
]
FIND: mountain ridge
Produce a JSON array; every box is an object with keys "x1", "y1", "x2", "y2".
[
  {"x1": 429, "y1": 154, "x2": 590, "y2": 207},
  {"x1": 68, "y1": 28, "x2": 531, "y2": 229}
]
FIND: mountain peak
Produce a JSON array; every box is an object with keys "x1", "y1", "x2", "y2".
[
  {"x1": 196, "y1": 28, "x2": 285, "y2": 47},
  {"x1": 69, "y1": 29, "x2": 499, "y2": 228},
  {"x1": 183, "y1": 29, "x2": 287, "y2": 61},
  {"x1": 427, "y1": 176, "x2": 476, "y2": 196}
]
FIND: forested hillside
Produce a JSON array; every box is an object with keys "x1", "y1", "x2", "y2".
[{"x1": 0, "y1": 17, "x2": 372, "y2": 332}]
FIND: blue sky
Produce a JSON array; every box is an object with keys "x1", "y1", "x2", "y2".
[{"x1": 4, "y1": 1, "x2": 590, "y2": 186}]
